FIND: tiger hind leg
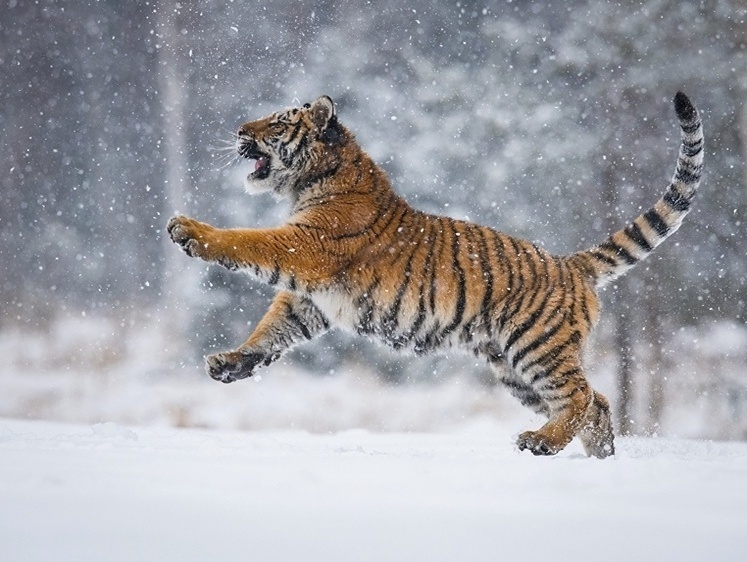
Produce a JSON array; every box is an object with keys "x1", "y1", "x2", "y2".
[
  {"x1": 578, "y1": 390, "x2": 615, "y2": 458},
  {"x1": 515, "y1": 366, "x2": 611, "y2": 457},
  {"x1": 493, "y1": 371, "x2": 550, "y2": 417}
]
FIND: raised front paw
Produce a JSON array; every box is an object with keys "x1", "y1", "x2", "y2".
[
  {"x1": 205, "y1": 349, "x2": 277, "y2": 383},
  {"x1": 516, "y1": 430, "x2": 560, "y2": 456},
  {"x1": 166, "y1": 215, "x2": 214, "y2": 260}
]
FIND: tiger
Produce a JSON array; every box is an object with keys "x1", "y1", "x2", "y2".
[{"x1": 167, "y1": 92, "x2": 703, "y2": 458}]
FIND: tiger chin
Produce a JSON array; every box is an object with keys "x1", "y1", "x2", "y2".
[{"x1": 167, "y1": 92, "x2": 703, "y2": 459}]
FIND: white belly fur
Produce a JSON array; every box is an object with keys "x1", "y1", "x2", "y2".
[{"x1": 311, "y1": 290, "x2": 359, "y2": 331}]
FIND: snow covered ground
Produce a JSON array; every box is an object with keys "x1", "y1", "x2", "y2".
[{"x1": 2, "y1": 417, "x2": 746, "y2": 562}]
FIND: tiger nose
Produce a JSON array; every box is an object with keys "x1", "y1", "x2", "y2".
[{"x1": 237, "y1": 124, "x2": 250, "y2": 137}]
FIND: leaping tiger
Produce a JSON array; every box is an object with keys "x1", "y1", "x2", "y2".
[{"x1": 167, "y1": 92, "x2": 703, "y2": 458}]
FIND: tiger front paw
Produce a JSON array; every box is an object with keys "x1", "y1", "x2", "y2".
[
  {"x1": 166, "y1": 215, "x2": 215, "y2": 261},
  {"x1": 205, "y1": 349, "x2": 278, "y2": 383}
]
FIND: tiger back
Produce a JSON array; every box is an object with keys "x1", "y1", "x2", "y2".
[{"x1": 167, "y1": 92, "x2": 703, "y2": 458}]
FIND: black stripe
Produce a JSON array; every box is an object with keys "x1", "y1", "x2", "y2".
[
  {"x1": 497, "y1": 238, "x2": 526, "y2": 333},
  {"x1": 292, "y1": 132, "x2": 310, "y2": 163},
  {"x1": 578, "y1": 292, "x2": 592, "y2": 328},
  {"x1": 504, "y1": 289, "x2": 554, "y2": 353},
  {"x1": 313, "y1": 303, "x2": 330, "y2": 331},
  {"x1": 543, "y1": 388, "x2": 578, "y2": 404},
  {"x1": 381, "y1": 235, "x2": 423, "y2": 338},
  {"x1": 599, "y1": 240, "x2": 637, "y2": 265},
  {"x1": 643, "y1": 209, "x2": 670, "y2": 238},
  {"x1": 398, "y1": 290, "x2": 427, "y2": 347},
  {"x1": 475, "y1": 227, "x2": 495, "y2": 337},
  {"x1": 486, "y1": 230, "x2": 510, "y2": 286},
  {"x1": 526, "y1": 330, "x2": 582, "y2": 381},
  {"x1": 502, "y1": 289, "x2": 533, "y2": 333},
  {"x1": 675, "y1": 166, "x2": 701, "y2": 185},
  {"x1": 539, "y1": 367, "x2": 583, "y2": 394},
  {"x1": 479, "y1": 342, "x2": 504, "y2": 364},
  {"x1": 354, "y1": 278, "x2": 380, "y2": 334},
  {"x1": 488, "y1": 230, "x2": 508, "y2": 268},
  {"x1": 681, "y1": 121, "x2": 700, "y2": 135},
  {"x1": 557, "y1": 260, "x2": 575, "y2": 327},
  {"x1": 510, "y1": 312, "x2": 565, "y2": 369},
  {"x1": 268, "y1": 264, "x2": 280, "y2": 286},
  {"x1": 407, "y1": 215, "x2": 428, "y2": 341},
  {"x1": 589, "y1": 250, "x2": 617, "y2": 267},
  {"x1": 484, "y1": 230, "x2": 510, "y2": 335},
  {"x1": 682, "y1": 139, "x2": 704, "y2": 157},
  {"x1": 293, "y1": 184, "x2": 379, "y2": 214},
  {"x1": 663, "y1": 187, "x2": 691, "y2": 212},
  {"x1": 298, "y1": 162, "x2": 343, "y2": 191},
  {"x1": 529, "y1": 245, "x2": 552, "y2": 312},
  {"x1": 458, "y1": 225, "x2": 481, "y2": 344},
  {"x1": 283, "y1": 123, "x2": 302, "y2": 147},
  {"x1": 460, "y1": 315, "x2": 479, "y2": 344},
  {"x1": 524, "y1": 244, "x2": 538, "y2": 280},
  {"x1": 502, "y1": 379, "x2": 543, "y2": 408},
  {"x1": 624, "y1": 222, "x2": 653, "y2": 252},
  {"x1": 566, "y1": 264, "x2": 590, "y2": 327},
  {"x1": 328, "y1": 208, "x2": 385, "y2": 241},
  {"x1": 439, "y1": 219, "x2": 467, "y2": 337},
  {"x1": 533, "y1": 245, "x2": 550, "y2": 284},
  {"x1": 428, "y1": 218, "x2": 444, "y2": 313},
  {"x1": 284, "y1": 303, "x2": 312, "y2": 340}
]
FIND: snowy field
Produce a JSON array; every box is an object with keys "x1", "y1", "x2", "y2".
[
  {"x1": 2, "y1": 417, "x2": 746, "y2": 562},
  {"x1": 2, "y1": 319, "x2": 746, "y2": 561}
]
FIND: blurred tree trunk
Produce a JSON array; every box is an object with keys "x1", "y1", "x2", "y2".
[
  {"x1": 600, "y1": 149, "x2": 636, "y2": 435},
  {"x1": 613, "y1": 276, "x2": 635, "y2": 435},
  {"x1": 156, "y1": 1, "x2": 194, "y2": 360},
  {"x1": 644, "y1": 276, "x2": 666, "y2": 434}
]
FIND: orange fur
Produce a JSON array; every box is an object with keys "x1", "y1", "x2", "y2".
[{"x1": 168, "y1": 93, "x2": 703, "y2": 458}]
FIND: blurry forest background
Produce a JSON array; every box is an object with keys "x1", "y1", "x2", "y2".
[{"x1": 1, "y1": 0, "x2": 746, "y2": 439}]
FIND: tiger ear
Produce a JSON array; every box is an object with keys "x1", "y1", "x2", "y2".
[{"x1": 310, "y1": 95, "x2": 336, "y2": 134}]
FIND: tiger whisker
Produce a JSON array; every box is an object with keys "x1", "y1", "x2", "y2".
[{"x1": 208, "y1": 131, "x2": 244, "y2": 171}]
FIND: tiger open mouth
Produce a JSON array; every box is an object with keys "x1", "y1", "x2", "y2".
[{"x1": 238, "y1": 142, "x2": 271, "y2": 180}]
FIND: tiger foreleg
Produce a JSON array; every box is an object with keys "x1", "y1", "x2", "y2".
[
  {"x1": 205, "y1": 348, "x2": 277, "y2": 383},
  {"x1": 167, "y1": 215, "x2": 224, "y2": 263},
  {"x1": 205, "y1": 292, "x2": 329, "y2": 383},
  {"x1": 167, "y1": 214, "x2": 257, "y2": 271},
  {"x1": 167, "y1": 215, "x2": 337, "y2": 286}
]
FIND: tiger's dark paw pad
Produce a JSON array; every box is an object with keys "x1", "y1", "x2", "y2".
[
  {"x1": 517, "y1": 431, "x2": 560, "y2": 456},
  {"x1": 205, "y1": 350, "x2": 266, "y2": 383}
]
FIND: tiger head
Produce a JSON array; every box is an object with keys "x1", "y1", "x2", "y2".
[{"x1": 236, "y1": 95, "x2": 344, "y2": 199}]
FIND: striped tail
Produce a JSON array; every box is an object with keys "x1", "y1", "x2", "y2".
[{"x1": 576, "y1": 92, "x2": 704, "y2": 288}]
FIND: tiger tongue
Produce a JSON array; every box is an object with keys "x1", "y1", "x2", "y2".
[{"x1": 255, "y1": 156, "x2": 268, "y2": 172}]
